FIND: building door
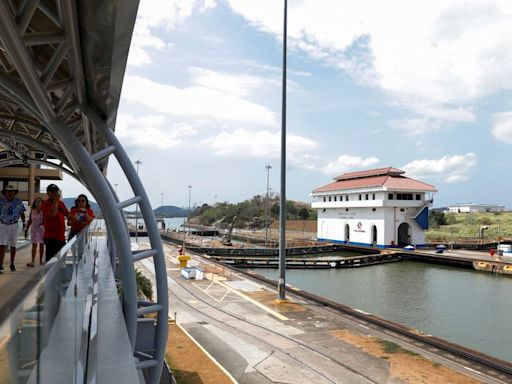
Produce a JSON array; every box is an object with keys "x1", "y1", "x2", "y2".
[
  {"x1": 344, "y1": 224, "x2": 350, "y2": 244},
  {"x1": 321, "y1": 221, "x2": 328, "y2": 238},
  {"x1": 397, "y1": 222, "x2": 411, "y2": 246},
  {"x1": 371, "y1": 225, "x2": 377, "y2": 246}
]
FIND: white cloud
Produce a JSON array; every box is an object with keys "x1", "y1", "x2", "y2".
[
  {"x1": 188, "y1": 67, "x2": 280, "y2": 98},
  {"x1": 224, "y1": 1, "x2": 512, "y2": 122},
  {"x1": 321, "y1": 155, "x2": 379, "y2": 176},
  {"x1": 201, "y1": 128, "x2": 320, "y2": 170},
  {"x1": 122, "y1": 75, "x2": 277, "y2": 126},
  {"x1": 491, "y1": 111, "x2": 512, "y2": 144},
  {"x1": 392, "y1": 117, "x2": 443, "y2": 136},
  {"x1": 116, "y1": 114, "x2": 196, "y2": 149},
  {"x1": 402, "y1": 153, "x2": 477, "y2": 183},
  {"x1": 128, "y1": 0, "x2": 217, "y2": 66}
]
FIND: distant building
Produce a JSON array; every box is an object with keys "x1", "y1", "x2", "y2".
[
  {"x1": 311, "y1": 167, "x2": 437, "y2": 248},
  {"x1": 448, "y1": 204, "x2": 505, "y2": 213},
  {"x1": 0, "y1": 151, "x2": 62, "y2": 203}
]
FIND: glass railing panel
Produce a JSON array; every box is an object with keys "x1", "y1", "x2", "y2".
[{"x1": 0, "y1": 226, "x2": 97, "y2": 384}]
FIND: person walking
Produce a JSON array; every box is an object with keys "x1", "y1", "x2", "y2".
[
  {"x1": 67, "y1": 194, "x2": 94, "y2": 240},
  {"x1": 41, "y1": 184, "x2": 69, "y2": 262},
  {"x1": 25, "y1": 197, "x2": 45, "y2": 266},
  {"x1": 0, "y1": 184, "x2": 26, "y2": 272}
]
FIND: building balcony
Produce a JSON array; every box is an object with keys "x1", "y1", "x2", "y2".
[{"x1": 0, "y1": 166, "x2": 62, "y2": 180}]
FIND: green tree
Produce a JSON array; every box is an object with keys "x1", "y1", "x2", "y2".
[
  {"x1": 298, "y1": 207, "x2": 310, "y2": 220},
  {"x1": 135, "y1": 269, "x2": 153, "y2": 301}
]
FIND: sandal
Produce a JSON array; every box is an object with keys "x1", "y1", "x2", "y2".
[{"x1": 26, "y1": 263, "x2": 35, "y2": 267}]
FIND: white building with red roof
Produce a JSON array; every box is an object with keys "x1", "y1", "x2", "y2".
[{"x1": 311, "y1": 167, "x2": 437, "y2": 248}]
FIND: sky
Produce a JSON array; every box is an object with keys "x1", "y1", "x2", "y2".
[{"x1": 60, "y1": 0, "x2": 512, "y2": 209}]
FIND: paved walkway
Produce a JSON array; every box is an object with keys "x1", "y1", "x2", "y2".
[
  {"x1": 0, "y1": 241, "x2": 45, "y2": 324},
  {"x1": 137, "y1": 241, "x2": 510, "y2": 384},
  {"x1": 420, "y1": 248, "x2": 512, "y2": 263}
]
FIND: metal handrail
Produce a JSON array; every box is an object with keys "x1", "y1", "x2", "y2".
[{"x1": 0, "y1": 226, "x2": 93, "y2": 383}]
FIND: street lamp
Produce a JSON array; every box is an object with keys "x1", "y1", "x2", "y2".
[
  {"x1": 161, "y1": 192, "x2": 164, "y2": 207},
  {"x1": 265, "y1": 165, "x2": 272, "y2": 247},
  {"x1": 214, "y1": 195, "x2": 218, "y2": 227},
  {"x1": 114, "y1": 183, "x2": 118, "y2": 194},
  {"x1": 134, "y1": 160, "x2": 142, "y2": 242},
  {"x1": 188, "y1": 185, "x2": 192, "y2": 236},
  {"x1": 277, "y1": 0, "x2": 288, "y2": 302}
]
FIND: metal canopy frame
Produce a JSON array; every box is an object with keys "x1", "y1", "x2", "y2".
[{"x1": 0, "y1": 1, "x2": 167, "y2": 383}]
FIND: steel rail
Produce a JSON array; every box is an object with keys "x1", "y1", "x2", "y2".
[
  {"x1": 229, "y1": 266, "x2": 512, "y2": 380},
  {"x1": 165, "y1": 270, "x2": 378, "y2": 384}
]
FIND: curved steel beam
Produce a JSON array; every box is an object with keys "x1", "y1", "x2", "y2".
[
  {"x1": 0, "y1": 129, "x2": 69, "y2": 165},
  {"x1": 0, "y1": 72, "x2": 43, "y2": 120},
  {"x1": 82, "y1": 103, "x2": 168, "y2": 384},
  {"x1": 0, "y1": 158, "x2": 80, "y2": 180},
  {"x1": 0, "y1": 2, "x2": 138, "y2": 348}
]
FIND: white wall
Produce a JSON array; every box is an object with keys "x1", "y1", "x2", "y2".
[{"x1": 318, "y1": 206, "x2": 426, "y2": 247}]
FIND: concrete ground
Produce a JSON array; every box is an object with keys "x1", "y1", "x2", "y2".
[
  {"x1": 419, "y1": 247, "x2": 512, "y2": 263},
  {"x1": 137, "y1": 241, "x2": 510, "y2": 384},
  {"x1": 0, "y1": 240, "x2": 44, "y2": 324}
]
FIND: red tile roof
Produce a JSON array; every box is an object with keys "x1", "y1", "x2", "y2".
[
  {"x1": 334, "y1": 167, "x2": 404, "y2": 181},
  {"x1": 313, "y1": 167, "x2": 437, "y2": 193}
]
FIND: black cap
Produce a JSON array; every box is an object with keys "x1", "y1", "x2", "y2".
[{"x1": 46, "y1": 184, "x2": 60, "y2": 193}]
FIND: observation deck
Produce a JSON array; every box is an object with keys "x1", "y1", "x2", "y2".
[{"x1": 0, "y1": 1, "x2": 168, "y2": 382}]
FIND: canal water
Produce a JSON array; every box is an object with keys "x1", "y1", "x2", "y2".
[{"x1": 251, "y1": 261, "x2": 512, "y2": 362}]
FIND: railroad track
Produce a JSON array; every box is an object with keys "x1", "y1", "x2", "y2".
[
  {"x1": 160, "y1": 240, "x2": 512, "y2": 383},
  {"x1": 235, "y1": 268, "x2": 512, "y2": 383},
  {"x1": 166, "y1": 268, "x2": 379, "y2": 384}
]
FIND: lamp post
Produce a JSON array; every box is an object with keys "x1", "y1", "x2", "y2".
[
  {"x1": 265, "y1": 165, "x2": 272, "y2": 247},
  {"x1": 114, "y1": 183, "x2": 118, "y2": 194},
  {"x1": 188, "y1": 185, "x2": 192, "y2": 237},
  {"x1": 278, "y1": 0, "x2": 288, "y2": 302},
  {"x1": 214, "y1": 195, "x2": 218, "y2": 227},
  {"x1": 134, "y1": 160, "x2": 142, "y2": 243}
]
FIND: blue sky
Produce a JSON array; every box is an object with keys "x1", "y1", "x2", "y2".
[{"x1": 60, "y1": 0, "x2": 512, "y2": 209}]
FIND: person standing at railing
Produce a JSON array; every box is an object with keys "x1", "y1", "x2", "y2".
[
  {"x1": 41, "y1": 184, "x2": 70, "y2": 262},
  {"x1": 67, "y1": 194, "x2": 94, "y2": 240},
  {"x1": 0, "y1": 184, "x2": 26, "y2": 272},
  {"x1": 25, "y1": 197, "x2": 45, "y2": 267}
]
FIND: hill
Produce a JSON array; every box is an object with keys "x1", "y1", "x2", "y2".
[
  {"x1": 154, "y1": 205, "x2": 187, "y2": 217},
  {"x1": 62, "y1": 199, "x2": 187, "y2": 218}
]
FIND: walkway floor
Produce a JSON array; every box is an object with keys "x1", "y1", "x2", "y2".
[
  {"x1": 137, "y1": 241, "x2": 509, "y2": 384},
  {"x1": 420, "y1": 248, "x2": 512, "y2": 263},
  {"x1": 0, "y1": 241, "x2": 45, "y2": 324}
]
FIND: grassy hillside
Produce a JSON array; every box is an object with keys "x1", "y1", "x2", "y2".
[{"x1": 426, "y1": 211, "x2": 512, "y2": 242}]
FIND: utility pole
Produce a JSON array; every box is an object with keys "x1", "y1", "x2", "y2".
[
  {"x1": 134, "y1": 160, "x2": 142, "y2": 243},
  {"x1": 214, "y1": 195, "x2": 218, "y2": 227},
  {"x1": 188, "y1": 185, "x2": 192, "y2": 237},
  {"x1": 265, "y1": 165, "x2": 272, "y2": 247},
  {"x1": 161, "y1": 192, "x2": 164, "y2": 207},
  {"x1": 277, "y1": 0, "x2": 288, "y2": 302}
]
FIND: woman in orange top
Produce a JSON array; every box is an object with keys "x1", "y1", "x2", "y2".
[{"x1": 68, "y1": 194, "x2": 94, "y2": 240}]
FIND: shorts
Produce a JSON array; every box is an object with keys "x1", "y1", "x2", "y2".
[{"x1": 0, "y1": 222, "x2": 19, "y2": 247}]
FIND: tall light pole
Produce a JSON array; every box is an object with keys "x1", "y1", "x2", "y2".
[
  {"x1": 278, "y1": 0, "x2": 288, "y2": 302},
  {"x1": 265, "y1": 165, "x2": 272, "y2": 247},
  {"x1": 134, "y1": 160, "x2": 142, "y2": 243},
  {"x1": 114, "y1": 183, "x2": 118, "y2": 194},
  {"x1": 188, "y1": 185, "x2": 192, "y2": 236},
  {"x1": 214, "y1": 195, "x2": 218, "y2": 227},
  {"x1": 161, "y1": 192, "x2": 164, "y2": 207}
]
